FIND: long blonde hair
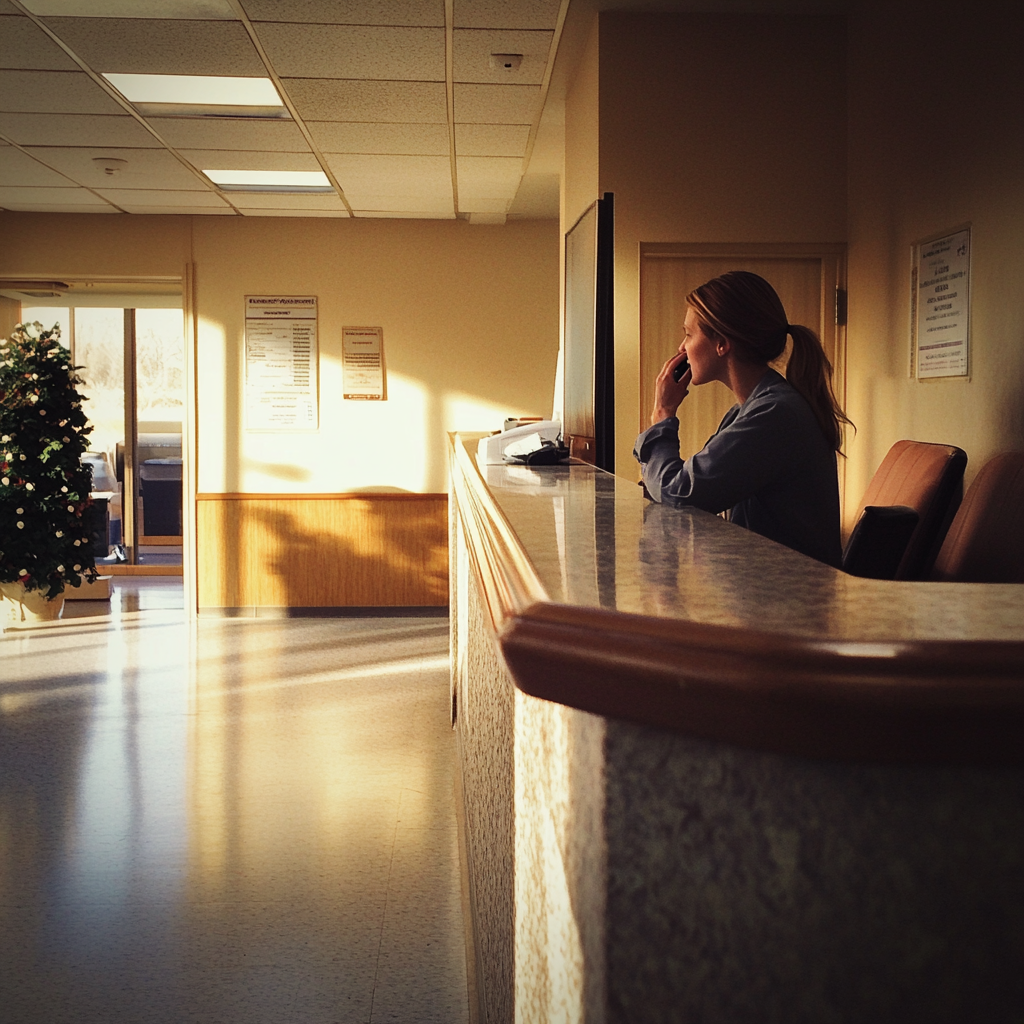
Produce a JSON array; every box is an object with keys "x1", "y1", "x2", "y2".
[{"x1": 687, "y1": 270, "x2": 852, "y2": 452}]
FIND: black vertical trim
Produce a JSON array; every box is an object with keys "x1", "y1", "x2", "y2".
[{"x1": 595, "y1": 192, "x2": 615, "y2": 474}]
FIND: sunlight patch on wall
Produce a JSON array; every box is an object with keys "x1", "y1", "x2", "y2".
[{"x1": 444, "y1": 390, "x2": 530, "y2": 434}]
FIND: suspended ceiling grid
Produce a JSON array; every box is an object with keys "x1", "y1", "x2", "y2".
[{"x1": 0, "y1": 0, "x2": 567, "y2": 220}]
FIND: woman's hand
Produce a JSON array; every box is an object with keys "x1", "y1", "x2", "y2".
[{"x1": 651, "y1": 353, "x2": 691, "y2": 425}]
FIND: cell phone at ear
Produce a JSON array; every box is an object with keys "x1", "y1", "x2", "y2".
[{"x1": 672, "y1": 357, "x2": 690, "y2": 383}]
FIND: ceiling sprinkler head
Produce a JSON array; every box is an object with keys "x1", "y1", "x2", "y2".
[
  {"x1": 489, "y1": 53, "x2": 523, "y2": 73},
  {"x1": 92, "y1": 157, "x2": 128, "y2": 176}
]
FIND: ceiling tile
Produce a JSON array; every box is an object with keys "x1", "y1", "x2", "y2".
[
  {"x1": 0, "y1": 202, "x2": 121, "y2": 212},
  {"x1": 459, "y1": 196, "x2": 507, "y2": 214},
  {"x1": 42, "y1": 18, "x2": 265, "y2": 76},
  {"x1": 257, "y1": 24, "x2": 444, "y2": 81},
  {"x1": 284, "y1": 79, "x2": 447, "y2": 123},
  {"x1": 0, "y1": 112, "x2": 163, "y2": 147},
  {"x1": 457, "y1": 155, "x2": 522, "y2": 198},
  {"x1": 323, "y1": 153, "x2": 451, "y2": 197},
  {"x1": 118, "y1": 204, "x2": 237, "y2": 214},
  {"x1": 453, "y1": 29, "x2": 552, "y2": 85},
  {"x1": 506, "y1": 170, "x2": 558, "y2": 218},
  {"x1": 309, "y1": 121, "x2": 448, "y2": 155},
  {"x1": 238, "y1": 207, "x2": 350, "y2": 217},
  {"x1": 352, "y1": 209, "x2": 455, "y2": 219},
  {"x1": 0, "y1": 184, "x2": 112, "y2": 205},
  {"x1": 178, "y1": 149, "x2": 320, "y2": 170},
  {"x1": 0, "y1": 145, "x2": 75, "y2": 186},
  {"x1": 453, "y1": 0, "x2": 563, "y2": 30},
  {"x1": 0, "y1": 70, "x2": 127, "y2": 115},
  {"x1": 26, "y1": 146, "x2": 205, "y2": 189},
  {"x1": 22, "y1": 0, "x2": 235, "y2": 16},
  {"x1": 454, "y1": 83, "x2": 540, "y2": 124},
  {"x1": 455, "y1": 123, "x2": 528, "y2": 157},
  {"x1": 228, "y1": 191, "x2": 346, "y2": 209},
  {"x1": 0, "y1": 14, "x2": 79, "y2": 70},
  {"x1": 243, "y1": 0, "x2": 444, "y2": 27},
  {"x1": 347, "y1": 193, "x2": 454, "y2": 214},
  {"x1": 146, "y1": 116, "x2": 310, "y2": 151},
  {"x1": 95, "y1": 187, "x2": 225, "y2": 206}
]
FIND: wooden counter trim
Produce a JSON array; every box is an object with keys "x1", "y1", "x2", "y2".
[
  {"x1": 449, "y1": 435, "x2": 1024, "y2": 765},
  {"x1": 498, "y1": 604, "x2": 1024, "y2": 764},
  {"x1": 448, "y1": 434, "x2": 546, "y2": 633},
  {"x1": 198, "y1": 492, "x2": 447, "y2": 501}
]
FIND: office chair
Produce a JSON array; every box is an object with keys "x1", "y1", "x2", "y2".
[
  {"x1": 843, "y1": 440, "x2": 968, "y2": 580},
  {"x1": 930, "y1": 451, "x2": 1024, "y2": 583}
]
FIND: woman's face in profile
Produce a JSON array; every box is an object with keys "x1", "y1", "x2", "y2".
[{"x1": 680, "y1": 307, "x2": 720, "y2": 386}]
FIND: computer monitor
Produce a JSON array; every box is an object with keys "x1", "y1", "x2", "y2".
[{"x1": 563, "y1": 192, "x2": 614, "y2": 472}]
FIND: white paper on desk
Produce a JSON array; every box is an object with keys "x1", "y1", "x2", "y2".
[{"x1": 342, "y1": 326, "x2": 386, "y2": 400}]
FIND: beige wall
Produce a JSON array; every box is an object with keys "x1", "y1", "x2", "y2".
[
  {"x1": 0, "y1": 212, "x2": 560, "y2": 496},
  {"x1": 845, "y1": 0, "x2": 1024, "y2": 502},
  {"x1": 562, "y1": 13, "x2": 847, "y2": 476}
]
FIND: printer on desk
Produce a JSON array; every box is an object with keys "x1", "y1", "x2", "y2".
[{"x1": 477, "y1": 419, "x2": 562, "y2": 465}]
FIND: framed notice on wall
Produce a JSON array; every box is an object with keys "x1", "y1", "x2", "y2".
[
  {"x1": 912, "y1": 228, "x2": 971, "y2": 379},
  {"x1": 244, "y1": 296, "x2": 319, "y2": 430},
  {"x1": 342, "y1": 326, "x2": 386, "y2": 400}
]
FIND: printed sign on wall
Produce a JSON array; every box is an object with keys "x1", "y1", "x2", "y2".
[
  {"x1": 244, "y1": 296, "x2": 319, "y2": 430},
  {"x1": 342, "y1": 326, "x2": 386, "y2": 400},
  {"x1": 913, "y1": 228, "x2": 970, "y2": 379}
]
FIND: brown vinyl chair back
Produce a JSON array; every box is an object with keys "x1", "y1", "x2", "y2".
[
  {"x1": 852, "y1": 439, "x2": 968, "y2": 580},
  {"x1": 930, "y1": 452, "x2": 1024, "y2": 583}
]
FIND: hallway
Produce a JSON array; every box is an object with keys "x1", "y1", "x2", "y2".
[{"x1": 0, "y1": 582, "x2": 469, "y2": 1024}]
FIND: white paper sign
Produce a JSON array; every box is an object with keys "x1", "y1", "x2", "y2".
[
  {"x1": 245, "y1": 296, "x2": 318, "y2": 430},
  {"x1": 342, "y1": 326, "x2": 386, "y2": 400},
  {"x1": 915, "y1": 229, "x2": 970, "y2": 379}
]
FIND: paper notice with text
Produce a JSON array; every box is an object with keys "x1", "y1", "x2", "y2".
[
  {"x1": 342, "y1": 327, "x2": 386, "y2": 400},
  {"x1": 245, "y1": 296, "x2": 318, "y2": 430},
  {"x1": 914, "y1": 229, "x2": 970, "y2": 379}
]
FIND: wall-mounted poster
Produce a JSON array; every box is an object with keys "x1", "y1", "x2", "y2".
[
  {"x1": 244, "y1": 296, "x2": 318, "y2": 430},
  {"x1": 913, "y1": 228, "x2": 970, "y2": 379},
  {"x1": 342, "y1": 326, "x2": 386, "y2": 400}
]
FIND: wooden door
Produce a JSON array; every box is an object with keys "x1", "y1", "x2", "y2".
[{"x1": 639, "y1": 244, "x2": 846, "y2": 465}]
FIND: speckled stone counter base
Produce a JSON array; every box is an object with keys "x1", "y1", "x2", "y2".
[{"x1": 604, "y1": 722, "x2": 1024, "y2": 1024}]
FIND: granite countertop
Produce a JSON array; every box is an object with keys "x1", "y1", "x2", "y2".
[{"x1": 478, "y1": 456, "x2": 1024, "y2": 645}]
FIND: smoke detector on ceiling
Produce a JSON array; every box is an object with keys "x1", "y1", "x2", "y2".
[
  {"x1": 489, "y1": 53, "x2": 523, "y2": 73},
  {"x1": 92, "y1": 157, "x2": 128, "y2": 176}
]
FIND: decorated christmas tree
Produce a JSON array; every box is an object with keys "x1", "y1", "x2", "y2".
[{"x1": 0, "y1": 321, "x2": 98, "y2": 600}]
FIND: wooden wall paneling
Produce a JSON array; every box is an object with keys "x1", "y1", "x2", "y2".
[{"x1": 197, "y1": 494, "x2": 448, "y2": 608}]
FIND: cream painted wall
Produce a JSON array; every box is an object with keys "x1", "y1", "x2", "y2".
[
  {"x1": 563, "y1": 14, "x2": 847, "y2": 477},
  {"x1": 0, "y1": 212, "x2": 560, "y2": 495},
  {"x1": 563, "y1": 15, "x2": 600, "y2": 234},
  {"x1": 845, "y1": 0, "x2": 1024, "y2": 503}
]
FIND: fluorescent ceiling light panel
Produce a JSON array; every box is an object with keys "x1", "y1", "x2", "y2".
[
  {"x1": 203, "y1": 169, "x2": 335, "y2": 193},
  {"x1": 102, "y1": 74, "x2": 288, "y2": 118}
]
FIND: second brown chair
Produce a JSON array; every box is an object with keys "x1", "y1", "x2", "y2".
[
  {"x1": 930, "y1": 451, "x2": 1024, "y2": 583},
  {"x1": 845, "y1": 439, "x2": 968, "y2": 580}
]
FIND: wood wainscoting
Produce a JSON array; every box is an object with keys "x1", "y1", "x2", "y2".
[{"x1": 197, "y1": 493, "x2": 448, "y2": 610}]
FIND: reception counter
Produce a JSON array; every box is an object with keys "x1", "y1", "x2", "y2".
[{"x1": 448, "y1": 432, "x2": 1024, "y2": 1024}]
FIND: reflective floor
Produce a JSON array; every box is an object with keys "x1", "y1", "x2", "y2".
[{"x1": 0, "y1": 582, "x2": 468, "y2": 1024}]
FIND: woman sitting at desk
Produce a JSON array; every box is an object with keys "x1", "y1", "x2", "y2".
[{"x1": 634, "y1": 270, "x2": 851, "y2": 567}]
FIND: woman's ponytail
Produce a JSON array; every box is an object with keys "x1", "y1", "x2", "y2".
[
  {"x1": 687, "y1": 271, "x2": 853, "y2": 453},
  {"x1": 784, "y1": 324, "x2": 852, "y2": 453}
]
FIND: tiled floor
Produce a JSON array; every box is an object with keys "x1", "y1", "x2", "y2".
[{"x1": 0, "y1": 581, "x2": 469, "y2": 1024}]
